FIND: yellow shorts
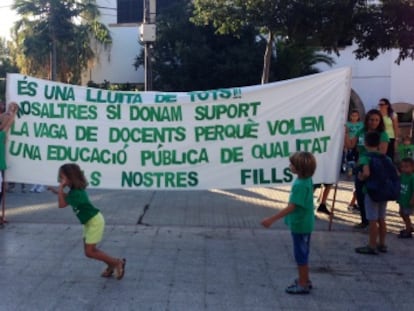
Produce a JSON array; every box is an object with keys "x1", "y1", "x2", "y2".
[{"x1": 83, "y1": 213, "x2": 105, "y2": 244}]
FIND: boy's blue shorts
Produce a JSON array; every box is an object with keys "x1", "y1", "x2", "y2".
[{"x1": 292, "y1": 233, "x2": 311, "y2": 266}]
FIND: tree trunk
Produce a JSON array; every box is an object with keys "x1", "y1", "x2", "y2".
[
  {"x1": 261, "y1": 31, "x2": 275, "y2": 84},
  {"x1": 51, "y1": 38, "x2": 57, "y2": 81}
]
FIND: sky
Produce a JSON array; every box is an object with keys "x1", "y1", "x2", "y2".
[{"x1": 0, "y1": 1, "x2": 18, "y2": 40}]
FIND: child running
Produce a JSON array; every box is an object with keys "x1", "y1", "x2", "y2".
[
  {"x1": 261, "y1": 151, "x2": 316, "y2": 294},
  {"x1": 48, "y1": 163, "x2": 126, "y2": 279},
  {"x1": 397, "y1": 157, "x2": 414, "y2": 238}
]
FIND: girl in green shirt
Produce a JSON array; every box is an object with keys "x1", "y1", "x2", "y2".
[{"x1": 48, "y1": 163, "x2": 126, "y2": 279}]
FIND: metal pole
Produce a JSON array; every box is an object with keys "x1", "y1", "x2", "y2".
[{"x1": 143, "y1": 0, "x2": 154, "y2": 91}]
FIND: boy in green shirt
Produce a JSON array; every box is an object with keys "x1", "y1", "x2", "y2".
[
  {"x1": 355, "y1": 132, "x2": 392, "y2": 254},
  {"x1": 261, "y1": 151, "x2": 316, "y2": 294},
  {"x1": 397, "y1": 157, "x2": 414, "y2": 238},
  {"x1": 397, "y1": 136, "x2": 414, "y2": 162}
]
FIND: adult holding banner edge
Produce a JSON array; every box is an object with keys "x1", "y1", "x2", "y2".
[
  {"x1": 345, "y1": 109, "x2": 389, "y2": 229},
  {"x1": 0, "y1": 101, "x2": 19, "y2": 224}
]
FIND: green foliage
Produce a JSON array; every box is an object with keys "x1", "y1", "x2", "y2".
[
  {"x1": 0, "y1": 37, "x2": 19, "y2": 101},
  {"x1": 135, "y1": 0, "x2": 265, "y2": 91},
  {"x1": 270, "y1": 42, "x2": 335, "y2": 81},
  {"x1": 353, "y1": 0, "x2": 414, "y2": 64},
  {"x1": 192, "y1": 0, "x2": 414, "y2": 82},
  {"x1": 11, "y1": 0, "x2": 112, "y2": 83}
]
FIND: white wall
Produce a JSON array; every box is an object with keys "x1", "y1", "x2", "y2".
[
  {"x1": 318, "y1": 44, "x2": 414, "y2": 109},
  {"x1": 82, "y1": 0, "x2": 144, "y2": 85}
]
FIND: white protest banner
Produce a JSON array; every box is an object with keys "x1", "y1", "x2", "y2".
[{"x1": 6, "y1": 68, "x2": 351, "y2": 190}]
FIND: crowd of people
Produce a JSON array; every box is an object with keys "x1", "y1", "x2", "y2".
[{"x1": 262, "y1": 98, "x2": 413, "y2": 295}]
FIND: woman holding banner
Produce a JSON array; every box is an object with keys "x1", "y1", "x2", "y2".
[
  {"x1": 345, "y1": 109, "x2": 389, "y2": 229},
  {"x1": 0, "y1": 102, "x2": 19, "y2": 223}
]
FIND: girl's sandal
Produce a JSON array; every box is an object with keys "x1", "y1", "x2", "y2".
[
  {"x1": 101, "y1": 266, "x2": 114, "y2": 278},
  {"x1": 115, "y1": 258, "x2": 126, "y2": 280}
]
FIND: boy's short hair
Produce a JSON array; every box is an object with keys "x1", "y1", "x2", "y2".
[
  {"x1": 401, "y1": 157, "x2": 414, "y2": 166},
  {"x1": 289, "y1": 151, "x2": 317, "y2": 178},
  {"x1": 364, "y1": 131, "x2": 381, "y2": 148}
]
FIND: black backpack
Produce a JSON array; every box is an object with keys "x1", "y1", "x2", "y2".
[{"x1": 365, "y1": 152, "x2": 400, "y2": 202}]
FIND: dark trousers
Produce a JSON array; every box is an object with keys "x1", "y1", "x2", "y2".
[
  {"x1": 355, "y1": 175, "x2": 368, "y2": 224},
  {"x1": 386, "y1": 138, "x2": 395, "y2": 162}
]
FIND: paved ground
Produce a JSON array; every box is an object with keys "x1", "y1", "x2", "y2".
[{"x1": 0, "y1": 179, "x2": 413, "y2": 311}]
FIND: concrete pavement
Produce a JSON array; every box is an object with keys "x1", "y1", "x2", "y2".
[{"x1": 0, "y1": 180, "x2": 413, "y2": 310}]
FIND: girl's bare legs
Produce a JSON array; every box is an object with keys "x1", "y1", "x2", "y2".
[
  {"x1": 84, "y1": 243, "x2": 125, "y2": 279},
  {"x1": 84, "y1": 243, "x2": 120, "y2": 267}
]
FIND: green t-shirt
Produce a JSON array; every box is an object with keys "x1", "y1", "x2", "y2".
[
  {"x1": 65, "y1": 189, "x2": 100, "y2": 224},
  {"x1": 0, "y1": 131, "x2": 6, "y2": 170},
  {"x1": 285, "y1": 177, "x2": 314, "y2": 234},
  {"x1": 398, "y1": 173, "x2": 414, "y2": 209},
  {"x1": 355, "y1": 129, "x2": 389, "y2": 159},
  {"x1": 346, "y1": 121, "x2": 363, "y2": 139},
  {"x1": 398, "y1": 144, "x2": 414, "y2": 160}
]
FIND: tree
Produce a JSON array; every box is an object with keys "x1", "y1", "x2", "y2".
[
  {"x1": 11, "y1": 0, "x2": 112, "y2": 83},
  {"x1": 134, "y1": 0, "x2": 265, "y2": 91},
  {"x1": 353, "y1": 0, "x2": 414, "y2": 64},
  {"x1": 0, "y1": 37, "x2": 19, "y2": 101},
  {"x1": 192, "y1": 0, "x2": 361, "y2": 84},
  {"x1": 270, "y1": 42, "x2": 335, "y2": 81}
]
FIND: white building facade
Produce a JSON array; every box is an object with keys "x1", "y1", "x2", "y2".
[
  {"x1": 317, "y1": 46, "x2": 414, "y2": 110},
  {"x1": 81, "y1": 0, "x2": 145, "y2": 86}
]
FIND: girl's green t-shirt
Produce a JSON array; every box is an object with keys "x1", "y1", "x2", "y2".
[
  {"x1": 285, "y1": 177, "x2": 315, "y2": 234},
  {"x1": 65, "y1": 189, "x2": 100, "y2": 224}
]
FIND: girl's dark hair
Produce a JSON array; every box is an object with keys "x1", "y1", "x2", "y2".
[
  {"x1": 59, "y1": 163, "x2": 88, "y2": 189},
  {"x1": 379, "y1": 98, "x2": 394, "y2": 117},
  {"x1": 364, "y1": 109, "x2": 385, "y2": 132},
  {"x1": 289, "y1": 151, "x2": 317, "y2": 178}
]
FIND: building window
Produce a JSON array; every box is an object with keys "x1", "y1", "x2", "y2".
[
  {"x1": 117, "y1": 0, "x2": 143, "y2": 24},
  {"x1": 117, "y1": 0, "x2": 176, "y2": 24}
]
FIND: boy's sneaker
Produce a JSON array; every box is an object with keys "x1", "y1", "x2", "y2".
[
  {"x1": 377, "y1": 244, "x2": 388, "y2": 253},
  {"x1": 398, "y1": 231, "x2": 412, "y2": 239},
  {"x1": 285, "y1": 284, "x2": 310, "y2": 295},
  {"x1": 317, "y1": 203, "x2": 331, "y2": 215},
  {"x1": 353, "y1": 222, "x2": 369, "y2": 229},
  {"x1": 347, "y1": 204, "x2": 360, "y2": 213},
  {"x1": 355, "y1": 245, "x2": 378, "y2": 255},
  {"x1": 294, "y1": 279, "x2": 313, "y2": 289}
]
